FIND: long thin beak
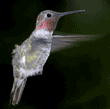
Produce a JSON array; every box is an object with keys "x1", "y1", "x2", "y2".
[{"x1": 57, "y1": 10, "x2": 85, "y2": 17}]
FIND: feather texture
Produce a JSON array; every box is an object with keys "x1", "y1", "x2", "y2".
[{"x1": 10, "y1": 78, "x2": 27, "y2": 105}]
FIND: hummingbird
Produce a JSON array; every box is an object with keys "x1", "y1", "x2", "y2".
[{"x1": 10, "y1": 10, "x2": 97, "y2": 105}]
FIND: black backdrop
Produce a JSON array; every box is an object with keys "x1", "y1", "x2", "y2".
[{"x1": 1, "y1": 0, "x2": 110, "y2": 109}]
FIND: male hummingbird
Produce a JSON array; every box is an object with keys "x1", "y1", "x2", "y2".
[{"x1": 10, "y1": 10, "x2": 96, "y2": 105}]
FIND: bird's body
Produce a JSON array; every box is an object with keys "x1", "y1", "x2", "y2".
[
  {"x1": 12, "y1": 33, "x2": 52, "y2": 78},
  {"x1": 10, "y1": 10, "x2": 98, "y2": 105},
  {"x1": 10, "y1": 29, "x2": 53, "y2": 105}
]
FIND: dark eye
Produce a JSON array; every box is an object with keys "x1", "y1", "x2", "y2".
[{"x1": 47, "y1": 13, "x2": 51, "y2": 17}]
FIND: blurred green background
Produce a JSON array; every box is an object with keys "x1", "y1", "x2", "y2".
[{"x1": 1, "y1": 0, "x2": 110, "y2": 109}]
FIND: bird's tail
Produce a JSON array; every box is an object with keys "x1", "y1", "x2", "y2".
[{"x1": 9, "y1": 78, "x2": 27, "y2": 105}]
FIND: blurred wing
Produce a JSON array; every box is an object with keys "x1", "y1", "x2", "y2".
[{"x1": 51, "y1": 35, "x2": 100, "y2": 52}]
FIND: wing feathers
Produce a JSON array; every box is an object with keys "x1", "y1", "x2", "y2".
[{"x1": 51, "y1": 34, "x2": 101, "y2": 52}]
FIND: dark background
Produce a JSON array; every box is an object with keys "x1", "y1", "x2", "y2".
[{"x1": 1, "y1": 0, "x2": 110, "y2": 109}]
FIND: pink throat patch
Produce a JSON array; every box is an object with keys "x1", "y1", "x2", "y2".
[{"x1": 37, "y1": 18, "x2": 54, "y2": 31}]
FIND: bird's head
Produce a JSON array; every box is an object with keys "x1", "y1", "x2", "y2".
[{"x1": 36, "y1": 10, "x2": 85, "y2": 34}]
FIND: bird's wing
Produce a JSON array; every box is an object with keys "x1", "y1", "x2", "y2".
[{"x1": 51, "y1": 35, "x2": 101, "y2": 52}]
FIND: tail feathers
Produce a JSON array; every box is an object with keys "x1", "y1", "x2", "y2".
[{"x1": 9, "y1": 78, "x2": 27, "y2": 105}]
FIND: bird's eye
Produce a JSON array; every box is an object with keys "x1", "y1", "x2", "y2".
[{"x1": 47, "y1": 14, "x2": 51, "y2": 17}]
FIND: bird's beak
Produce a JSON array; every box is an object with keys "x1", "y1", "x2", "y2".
[{"x1": 56, "y1": 10, "x2": 85, "y2": 17}]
